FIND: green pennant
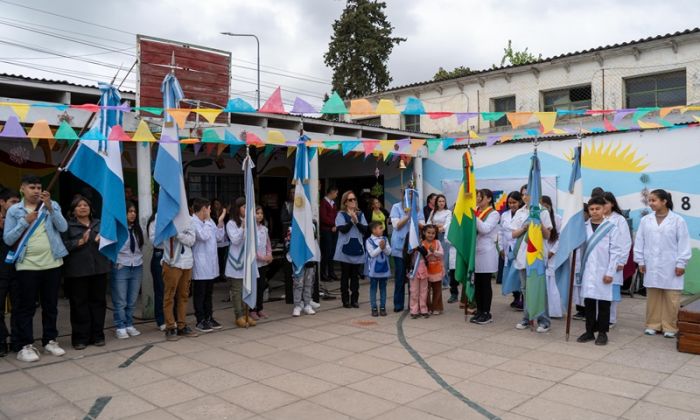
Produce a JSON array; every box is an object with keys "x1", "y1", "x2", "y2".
[
  {"x1": 229, "y1": 144, "x2": 242, "y2": 157},
  {"x1": 481, "y1": 112, "x2": 506, "y2": 122},
  {"x1": 426, "y1": 139, "x2": 441, "y2": 155},
  {"x1": 201, "y1": 128, "x2": 221, "y2": 143},
  {"x1": 54, "y1": 120, "x2": 79, "y2": 141},
  {"x1": 320, "y1": 91, "x2": 348, "y2": 114},
  {"x1": 322, "y1": 140, "x2": 341, "y2": 149},
  {"x1": 133, "y1": 107, "x2": 164, "y2": 116},
  {"x1": 180, "y1": 143, "x2": 188, "y2": 152},
  {"x1": 263, "y1": 144, "x2": 275, "y2": 158}
]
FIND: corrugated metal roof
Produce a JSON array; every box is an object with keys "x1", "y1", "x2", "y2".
[
  {"x1": 370, "y1": 27, "x2": 700, "y2": 96},
  {"x1": 0, "y1": 72, "x2": 136, "y2": 94}
]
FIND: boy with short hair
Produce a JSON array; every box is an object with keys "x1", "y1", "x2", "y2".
[{"x1": 577, "y1": 196, "x2": 622, "y2": 346}]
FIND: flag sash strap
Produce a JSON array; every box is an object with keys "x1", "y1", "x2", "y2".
[
  {"x1": 577, "y1": 221, "x2": 614, "y2": 285},
  {"x1": 227, "y1": 245, "x2": 245, "y2": 271},
  {"x1": 476, "y1": 207, "x2": 494, "y2": 221},
  {"x1": 4, "y1": 210, "x2": 47, "y2": 264}
]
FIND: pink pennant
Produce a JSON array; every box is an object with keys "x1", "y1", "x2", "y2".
[
  {"x1": 362, "y1": 140, "x2": 379, "y2": 156},
  {"x1": 70, "y1": 104, "x2": 101, "y2": 113},
  {"x1": 108, "y1": 125, "x2": 131, "y2": 141},
  {"x1": 259, "y1": 87, "x2": 287, "y2": 114},
  {"x1": 245, "y1": 132, "x2": 265, "y2": 146},
  {"x1": 603, "y1": 118, "x2": 617, "y2": 132},
  {"x1": 427, "y1": 112, "x2": 453, "y2": 120}
]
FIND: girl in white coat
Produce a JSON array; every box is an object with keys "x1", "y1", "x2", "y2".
[
  {"x1": 498, "y1": 191, "x2": 524, "y2": 309},
  {"x1": 471, "y1": 189, "x2": 501, "y2": 325},
  {"x1": 541, "y1": 195, "x2": 563, "y2": 318},
  {"x1": 602, "y1": 191, "x2": 632, "y2": 325},
  {"x1": 634, "y1": 189, "x2": 691, "y2": 338}
]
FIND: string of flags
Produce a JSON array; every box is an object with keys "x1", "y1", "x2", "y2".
[{"x1": 1, "y1": 86, "x2": 700, "y2": 160}]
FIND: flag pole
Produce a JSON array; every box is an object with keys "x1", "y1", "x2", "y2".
[
  {"x1": 464, "y1": 131, "x2": 471, "y2": 321},
  {"x1": 244, "y1": 144, "x2": 251, "y2": 329},
  {"x1": 565, "y1": 249, "x2": 577, "y2": 341}
]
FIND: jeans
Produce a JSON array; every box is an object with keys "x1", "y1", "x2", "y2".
[
  {"x1": 474, "y1": 272, "x2": 493, "y2": 314},
  {"x1": 369, "y1": 277, "x2": 388, "y2": 310},
  {"x1": 111, "y1": 265, "x2": 143, "y2": 329},
  {"x1": 293, "y1": 265, "x2": 315, "y2": 308},
  {"x1": 393, "y1": 257, "x2": 406, "y2": 311},
  {"x1": 340, "y1": 262, "x2": 360, "y2": 305},
  {"x1": 13, "y1": 267, "x2": 61, "y2": 351},
  {"x1": 192, "y1": 279, "x2": 215, "y2": 323},
  {"x1": 519, "y1": 270, "x2": 550, "y2": 327},
  {"x1": 150, "y1": 249, "x2": 165, "y2": 327}
]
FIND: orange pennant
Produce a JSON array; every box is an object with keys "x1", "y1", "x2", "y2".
[
  {"x1": 410, "y1": 139, "x2": 426, "y2": 155},
  {"x1": 27, "y1": 120, "x2": 54, "y2": 139},
  {"x1": 216, "y1": 143, "x2": 227, "y2": 157},
  {"x1": 349, "y1": 99, "x2": 375, "y2": 115},
  {"x1": 166, "y1": 109, "x2": 191, "y2": 129},
  {"x1": 180, "y1": 138, "x2": 200, "y2": 144},
  {"x1": 506, "y1": 112, "x2": 532, "y2": 129}
]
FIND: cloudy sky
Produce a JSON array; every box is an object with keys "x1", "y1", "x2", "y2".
[{"x1": 0, "y1": 0, "x2": 697, "y2": 108}]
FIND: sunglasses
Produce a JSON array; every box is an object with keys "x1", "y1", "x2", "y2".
[{"x1": 346, "y1": 198, "x2": 357, "y2": 202}]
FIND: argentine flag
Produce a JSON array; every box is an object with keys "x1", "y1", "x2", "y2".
[
  {"x1": 65, "y1": 82, "x2": 128, "y2": 262},
  {"x1": 289, "y1": 137, "x2": 318, "y2": 275},
  {"x1": 406, "y1": 187, "x2": 422, "y2": 276},
  {"x1": 153, "y1": 73, "x2": 190, "y2": 246},
  {"x1": 552, "y1": 145, "x2": 587, "y2": 309},
  {"x1": 242, "y1": 153, "x2": 259, "y2": 308}
]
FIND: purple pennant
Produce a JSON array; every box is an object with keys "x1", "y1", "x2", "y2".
[
  {"x1": 395, "y1": 138, "x2": 411, "y2": 152},
  {"x1": 290, "y1": 97, "x2": 318, "y2": 114},
  {"x1": 455, "y1": 112, "x2": 478, "y2": 125},
  {"x1": 193, "y1": 143, "x2": 202, "y2": 156},
  {"x1": 613, "y1": 109, "x2": 635, "y2": 125},
  {"x1": 159, "y1": 134, "x2": 178, "y2": 143},
  {"x1": 486, "y1": 136, "x2": 500, "y2": 147},
  {"x1": 0, "y1": 116, "x2": 26, "y2": 138}
]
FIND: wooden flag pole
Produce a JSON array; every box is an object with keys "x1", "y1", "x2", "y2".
[{"x1": 565, "y1": 249, "x2": 578, "y2": 341}]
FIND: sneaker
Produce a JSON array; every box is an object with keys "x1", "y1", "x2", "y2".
[
  {"x1": 536, "y1": 324, "x2": 551, "y2": 334},
  {"x1": 371, "y1": 308, "x2": 379, "y2": 317},
  {"x1": 126, "y1": 326, "x2": 141, "y2": 337},
  {"x1": 410, "y1": 313, "x2": 419, "y2": 319},
  {"x1": 380, "y1": 308, "x2": 387, "y2": 316},
  {"x1": 515, "y1": 321, "x2": 529, "y2": 330},
  {"x1": 470, "y1": 313, "x2": 483, "y2": 324},
  {"x1": 432, "y1": 311, "x2": 442, "y2": 315},
  {"x1": 476, "y1": 313, "x2": 493, "y2": 325},
  {"x1": 309, "y1": 301, "x2": 321, "y2": 310},
  {"x1": 595, "y1": 332, "x2": 609, "y2": 345},
  {"x1": 663, "y1": 331, "x2": 677, "y2": 339},
  {"x1": 292, "y1": 306, "x2": 302, "y2": 317},
  {"x1": 256, "y1": 310, "x2": 269, "y2": 319},
  {"x1": 196, "y1": 320, "x2": 213, "y2": 333},
  {"x1": 159, "y1": 324, "x2": 166, "y2": 331},
  {"x1": 513, "y1": 301, "x2": 524, "y2": 311},
  {"x1": 447, "y1": 294, "x2": 458, "y2": 304},
  {"x1": 17, "y1": 344, "x2": 40, "y2": 362},
  {"x1": 93, "y1": 339, "x2": 105, "y2": 347},
  {"x1": 73, "y1": 343, "x2": 87, "y2": 351},
  {"x1": 177, "y1": 326, "x2": 199, "y2": 337},
  {"x1": 165, "y1": 328, "x2": 179, "y2": 341},
  {"x1": 577, "y1": 332, "x2": 595, "y2": 343},
  {"x1": 249, "y1": 311, "x2": 260, "y2": 321},
  {"x1": 115, "y1": 328, "x2": 129, "y2": 339},
  {"x1": 644, "y1": 328, "x2": 657, "y2": 336},
  {"x1": 422, "y1": 313, "x2": 430, "y2": 318},
  {"x1": 43, "y1": 340, "x2": 66, "y2": 356},
  {"x1": 303, "y1": 305, "x2": 316, "y2": 315},
  {"x1": 609, "y1": 322, "x2": 616, "y2": 329},
  {"x1": 572, "y1": 312, "x2": 585, "y2": 321},
  {"x1": 209, "y1": 318, "x2": 223, "y2": 329}
]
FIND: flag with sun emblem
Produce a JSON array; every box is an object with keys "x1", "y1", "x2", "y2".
[
  {"x1": 525, "y1": 150, "x2": 547, "y2": 321},
  {"x1": 290, "y1": 135, "x2": 318, "y2": 275}
]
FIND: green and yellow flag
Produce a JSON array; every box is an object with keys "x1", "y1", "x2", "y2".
[{"x1": 447, "y1": 150, "x2": 477, "y2": 301}]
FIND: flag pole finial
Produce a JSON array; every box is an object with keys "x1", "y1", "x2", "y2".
[
  {"x1": 576, "y1": 122, "x2": 583, "y2": 146},
  {"x1": 170, "y1": 52, "x2": 176, "y2": 75}
]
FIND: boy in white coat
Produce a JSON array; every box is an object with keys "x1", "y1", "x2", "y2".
[{"x1": 577, "y1": 196, "x2": 622, "y2": 346}]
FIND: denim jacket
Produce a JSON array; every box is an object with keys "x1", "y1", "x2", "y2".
[{"x1": 2, "y1": 200, "x2": 69, "y2": 263}]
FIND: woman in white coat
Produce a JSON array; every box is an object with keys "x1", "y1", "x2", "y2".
[
  {"x1": 471, "y1": 189, "x2": 500, "y2": 325},
  {"x1": 498, "y1": 191, "x2": 524, "y2": 308},
  {"x1": 634, "y1": 189, "x2": 691, "y2": 338},
  {"x1": 602, "y1": 191, "x2": 632, "y2": 325}
]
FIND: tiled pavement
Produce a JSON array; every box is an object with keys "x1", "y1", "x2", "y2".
[{"x1": 1, "y1": 283, "x2": 700, "y2": 420}]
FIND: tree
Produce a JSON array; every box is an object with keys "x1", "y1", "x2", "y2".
[
  {"x1": 433, "y1": 66, "x2": 473, "y2": 81},
  {"x1": 324, "y1": 0, "x2": 406, "y2": 99},
  {"x1": 500, "y1": 39, "x2": 542, "y2": 67}
]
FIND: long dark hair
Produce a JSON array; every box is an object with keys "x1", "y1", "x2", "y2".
[
  {"x1": 541, "y1": 195, "x2": 559, "y2": 243},
  {"x1": 479, "y1": 189, "x2": 495, "y2": 209},
  {"x1": 602, "y1": 191, "x2": 623, "y2": 215},
  {"x1": 434, "y1": 194, "x2": 448, "y2": 211},
  {"x1": 69, "y1": 194, "x2": 92, "y2": 220},
  {"x1": 126, "y1": 201, "x2": 144, "y2": 247},
  {"x1": 650, "y1": 189, "x2": 674, "y2": 211},
  {"x1": 231, "y1": 197, "x2": 245, "y2": 227},
  {"x1": 506, "y1": 191, "x2": 524, "y2": 213}
]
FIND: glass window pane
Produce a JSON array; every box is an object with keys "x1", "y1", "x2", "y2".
[
  {"x1": 657, "y1": 88, "x2": 686, "y2": 107},
  {"x1": 626, "y1": 92, "x2": 656, "y2": 108},
  {"x1": 543, "y1": 91, "x2": 568, "y2": 106},
  {"x1": 570, "y1": 86, "x2": 591, "y2": 101},
  {"x1": 626, "y1": 77, "x2": 656, "y2": 94},
  {"x1": 657, "y1": 71, "x2": 686, "y2": 90}
]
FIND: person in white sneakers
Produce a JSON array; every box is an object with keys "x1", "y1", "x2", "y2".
[
  {"x1": 3, "y1": 175, "x2": 68, "y2": 362},
  {"x1": 287, "y1": 223, "x2": 321, "y2": 317}
]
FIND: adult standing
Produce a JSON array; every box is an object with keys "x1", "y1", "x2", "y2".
[
  {"x1": 4, "y1": 175, "x2": 68, "y2": 362},
  {"x1": 147, "y1": 212, "x2": 165, "y2": 330},
  {"x1": 334, "y1": 191, "x2": 368, "y2": 308},
  {"x1": 427, "y1": 194, "x2": 451, "y2": 288},
  {"x1": 320, "y1": 185, "x2": 339, "y2": 281},
  {"x1": 497, "y1": 192, "x2": 523, "y2": 292},
  {"x1": 390, "y1": 190, "x2": 425, "y2": 312},
  {"x1": 0, "y1": 188, "x2": 20, "y2": 356},
  {"x1": 423, "y1": 193, "x2": 436, "y2": 222},
  {"x1": 365, "y1": 197, "x2": 391, "y2": 233},
  {"x1": 471, "y1": 189, "x2": 500, "y2": 324}
]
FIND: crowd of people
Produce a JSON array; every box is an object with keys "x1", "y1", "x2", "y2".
[{"x1": 0, "y1": 173, "x2": 691, "y2": 363}]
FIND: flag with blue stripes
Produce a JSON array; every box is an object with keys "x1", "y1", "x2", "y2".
[
  {"x1": 242, "y1": 153, "x2": 259, "y2": 309},
  {"x1": 65, "y1": 82, "x2": 128, "y2": 262},
  {"x1": 290, "y1": 136, "x2": 318, "y2": 275},
  {"x1": 405, "y1": 187, "x2": 421, "y2": 276},
  {"x1": 525, "y1": 150, "x2": 547, "y2": 321},
  {"x1": 153, "y1": 73, "x2": 190, "y2": 246}
]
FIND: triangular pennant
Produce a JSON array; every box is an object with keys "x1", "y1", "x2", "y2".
[
  {"x1": 455, "y1": 112, "x2": 478, "y2": 125},
  {"x1": 27, "y1": 120, "x2": 54, "y2": 139},
  {"x1": 637, "y1": 120, "x2": 663, "y2": 129},
  {"x1": 659, "y1": 106, "x2": 681, "y2": 118},
  {"x1": 107, "y1": 125, "x2": 131, "y2": 141},
  {"x1": 133, "y1": 106, "x2": 164, "y2": 116},
  {"x1": 71, "y1": 104, "x2": 100, "y2": 113},
  {"x1": 201, "y1": 128, "x2": 222, "y2": 143},
  {"x1": 375, "y1": 99, "x2": 399, "y2": 115},
  {"x1": 47, "y1": 137, "x2": 57, "y2": 150},
  {"x1": 402, "y1": 97, "x2": 425, "y2": 115},
  {"x1": 0, "y1": 116, "x2": 26, "y2": 138},
  {"x1": 534, "y1": 112, "x2": 557, "y2": 133},
  {"x1": 603, "y1": 118, "x2": 617, "y2": 132},
  {"x1": 322, "y1": 140, "x2": 341, "y2": 149},
  {"x1": 81, "y1": 126, "x2": 106, "y2": 141},
  {"x1": 54, "y1": 120, "x2": 79, "y2": 141},
  {"x1": 259, "y1": 87, "x2": 287, "y2": 114},
  {"x1": 29, "y1": 138, "x2": 40, "y2": 149},
  {"x1": 286, "y1": 146, "x2": 296, "y2": 158},
  {"x1": 632, "y1": 107, "x2": 657, "y2": 123},
  {"x1": 216, "y1": 143, "x2": 227, "y2": 157},
  {"x1": 180, "y1": 138, "x2": 200, "y2": 144},
  {"x1": 180, "y1": 143, "x2": 188, "y2": 152},
  {"x1": 362, "y1": 140, "x2": 379, "y2": 156},
  {"x1": 378, "y1": 140, "x2": 394, "y2": 161},
  {"x1": 229, "y1": 144, "x2": 243, "y2": 157},
  {"x1": 410, "y1": 139, "x2": 426, "y2": 155},
  {"x1": 245, "y1": 132, "x2": 265, "y2": 146},
  {"x1": 486, "y1": 136, "x2": 500, "y2": 147},
  {"x1": 290, "y1": 97, "x2": 318, "y2": 114},
  {"x1": 427, "y1": 112, "x2": 453, "y2": 119},
  {"x1": 320, "y1": 92, "x2": 347, "y2": 114},
  {"x1": 263, "y1": 144, "x2": 275, "y2": 157},
  {"x1": 194, "y1": 109, "x2": 223, "y2": 123},
  {"x1": 342, "y1": 140, "x2": 361, "y2": 156},
  {"x1": 506, "y1": 112, "x2": 533, "y2": 129},
  {"x1": 442, "y1": 138, "x2": 456, "y2": 149},
  {"x1": 166, "y1": 108, "x2": 191, "y2": 129},
  {"x1": 426, "y1": 139, "x2": 441, "y2": 155},
  {"x1": 499, "y1": 135, "x2": 513, "y2": 143},
  {"x1": 481, "y1": 112, "x2": 506, "y2": 122},
  {"x1": 468, "y1": 130, "x2": 481, "y2": 140},
  {"x1": 224, "y1": 98, "x2": 257, "y2": 112},
  {"x1": 396, "y1": 139, "x2": 411, "y2": 154},
  {"x1": 613, "y1": 109, "x2": 635, "y2": 125},
  {"x1": 9, "y1": 103, "x2": 31, "y2": 121},
  {"x1": 224, "y1": 130, "x2": 245, "y2": 145},
  {"x1": 349, "y1": 99, "x2": 375, "y2": 115},
  {"x1": 132, "y1": 120, "x2": 157, "y2": 142},
  {"x1": 204, "y1": 143, "x2": 217, "y2": 156},
  {"x1": 267, "y1": 130, "x2": 287, "y2": 145},
  {"x1": 193, "y1": 143, "x2": 202, "y2": 156}
]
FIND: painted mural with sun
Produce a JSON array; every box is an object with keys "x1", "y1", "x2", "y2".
[{"x1": 565, "y1": 140, "x2": 649, "y2": 172}]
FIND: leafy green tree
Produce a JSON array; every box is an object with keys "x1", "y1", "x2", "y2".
[
  {"x1": 500, "y1": 39, "x2": 542, "y2": 67},
  {"x1": 433, "y1": 66, "x2": 473, "y2": 81},
  {"x1": 324, "y1": 0, "x2": 406, "y2": 98}
]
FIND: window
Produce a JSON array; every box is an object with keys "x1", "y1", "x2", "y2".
[
  {"x1": 625, "y1": 70, "x2": 686, "y2": 108},
  {"x1": 187, "y1": 173, "x2": 243, "y2": 206},
  {"x1": 491, "y1": 96, "x2": 516, "y2": 127},
  {"x1": 542, "y1": 85, "x2": 591, "y2": 113},
  {"x1": 403, "y1": 114, "x2": 421, "y2": 132}
]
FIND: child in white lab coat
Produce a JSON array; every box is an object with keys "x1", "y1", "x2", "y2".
[{"x1": 602, "y1": 191, "x2": 632, "y2": 327}]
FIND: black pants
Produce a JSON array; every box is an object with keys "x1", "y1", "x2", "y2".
[
  {"x1": 585, "y1": 298, "x2": 610, "y2": 334},
  {"x1": 66, "y1": 274, "x2": 107, "y2": 346},
  {"x1": 254, "y1": 266, "x2": 269, "y2": 311},
  {"x1": 0, "y1": 269, "x2": 18, "y2": 345},
  {"x1": 474, "y1": 272, "x2": 493, "y2": 314},
  {"x1": 192, "y1": 279, "x2": 215, "y2": 323},
  {"x1": 217, "y1": 247, "x2": 228, "y2": 281},
  {"x1": 495, "y1": 255, "x2": 505, "y2": 284},
  {"x1": 449, "y1": 269, "x2": 459, "y2": 297},
  {"x1": 340, "y1": 262, "x2": 360, "y2": 305},
  {"x1": 320, "y1": 230, "x2": 337, "y2": 278},
  {"x1": 312, "y1": 262, "x2": 320, "y2": 303},
  {"x1": 13, "y1": 268, "x2": 62, "y2": 351}
]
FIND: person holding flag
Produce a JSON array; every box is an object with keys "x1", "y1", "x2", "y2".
[
  {"x1": 471, "y1": 189, "x2": 500, "y2": 325},
  {"x1": 389, "y1": 187, "x2": 425, "y2": 312}
]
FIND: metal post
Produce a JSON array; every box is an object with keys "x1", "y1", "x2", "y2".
[{"x1": 221, "y1": 32, "x2": 260, "y2": 110}]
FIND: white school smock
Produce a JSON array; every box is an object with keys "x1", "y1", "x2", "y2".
[
  {"x1": 224, "y1": 219, "x2": 258, "y2": 280},
  {"x1": 634, "y1": 211, "x2": 691, "y2": 290},
  {"x1": 581, "y1": 220, "x2": 622, "y2": 301},
  {"x1": 192, "y1": 215, "x2": 225, "y2": 280},
  {"x1": 475, "y1": 210, "x2": 500, "y2": 273},
  {"x1": 510, "y1": 206, "x2": 553, "y2": 270},
  {"x1": 499, "y1": 210, "x2": 516, "y2": 256},
  {"x1": 607, "y1": 212, "x2": 632, "y2": 286}
]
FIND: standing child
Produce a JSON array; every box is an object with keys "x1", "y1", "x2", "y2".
[
  {"x1": 409, "y1": 225, "x2": 442, "y2": 319},
  {"x1": 602, "y1": 191, "x2": 632, "y2": 327},
  {"x1": 634, "y1": 189, "x2": 691, "y2": 338},
  {"x1": 472, "y1": 189, "x2": 501, "y2": 324},
  {"x1": 226, "y1": 197, "x2": 258, "y2": 328},
  {"x1": 425, "y1": 225, "x2": 445, "y2": 315},
  {"x1": 112, "y1": 202, "x2": 144, "y2": 340},
  {"x1": 577, "y1": 196, "x2": 622, "y2": 346},
  {"x1": 366, "y1": 221, "x2": 391, "y2": 317},
  {"x1": 251, "y1": 206, "x2": 272, "y2": 320},
  {"x1": 290, "y1": 223, "x2": 321, "y2": 317}
]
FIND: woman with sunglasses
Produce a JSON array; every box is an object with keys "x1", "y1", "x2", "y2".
[{"x1": 334, "y1": 191, "x2": 368, "y2": 308}]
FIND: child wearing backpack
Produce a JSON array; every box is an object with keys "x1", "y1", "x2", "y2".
[{"x1": 366, "y1": 221, "x2": 391, "y2": 317}]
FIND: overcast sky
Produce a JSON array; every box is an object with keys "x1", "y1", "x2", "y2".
[{"x1": 0, "y1": 0, "x2": 697, "y2": 108}]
